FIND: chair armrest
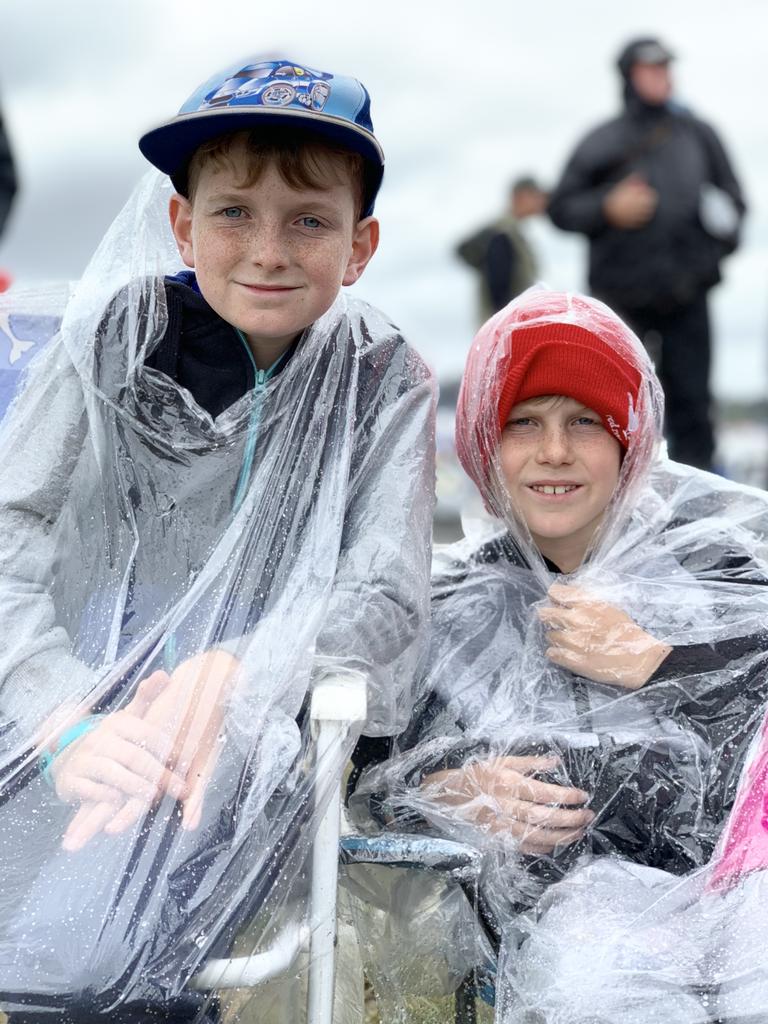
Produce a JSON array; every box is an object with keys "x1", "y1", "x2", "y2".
[
  {"x1": 310, "y1": 673, "x2": 367, "y2": 732},
  {"x1": 340, "y1": 832, "x2": 502, "y2": 954},
  {"x1": 192, "y1": 675, "x2": 367, "y2": 996},
  {"x1": 340, "y1": 832, "x2": 483, "y2": 880}
]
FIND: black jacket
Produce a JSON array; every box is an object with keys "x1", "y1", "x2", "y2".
[
  {"x1": 548, "y1": 97, "x2": 746, "y2": 313},
  {"x1": 146, "y1": 271, "x2": 297, "y2": 415},
  {"x1": 351, "y1": 529, "x2": 768, "y2": 884}
]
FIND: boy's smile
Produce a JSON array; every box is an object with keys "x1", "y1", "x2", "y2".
[
  {"x1": 169, "y1": 141, "x2": 378, "y2": 368},
  {"x1": 499, "y1": 396, "x2": 622, "y2": 571}
]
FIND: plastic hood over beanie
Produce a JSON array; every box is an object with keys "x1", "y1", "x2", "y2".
[
  {"x1": 349, "y1": 289, "x2": 768, "y2": 1023},
  {"x1": 454, "y1": 289, "x2": 662, "y2": 577},
  {"x1": 0, "y1": 171, "x2": 435, "y2": 1017}
]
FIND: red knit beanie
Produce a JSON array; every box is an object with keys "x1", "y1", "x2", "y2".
[
  {"x1": 455, "y1": 292, "x2": 648, "y2": 504},
  {"x1": 497, "y1": 321, "x2": 642, "y2": 447}
]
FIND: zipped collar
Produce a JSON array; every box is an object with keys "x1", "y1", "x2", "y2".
[
  {"x1": 233, "y1": 326, "x2": 292, "y2": 387},
  {"x1": 151, "y1": 271, "x2": 301, "y2": 419}
]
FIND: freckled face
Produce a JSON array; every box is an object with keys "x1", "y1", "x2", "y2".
[
  {"x1": 499, "y1": 396, "x2": 622, "y2": 563},
  {"x1": 169, "y1": 142, "x2": 377, "y2": 356}
]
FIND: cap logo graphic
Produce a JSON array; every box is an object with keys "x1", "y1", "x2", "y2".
[{"x1": 202, "y1": 62, "x2": 333, "y2": 114}]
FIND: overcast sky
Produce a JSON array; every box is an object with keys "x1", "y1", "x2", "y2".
[{"x1": 1, "y1": 0, "x2": 767, "y2": 398}]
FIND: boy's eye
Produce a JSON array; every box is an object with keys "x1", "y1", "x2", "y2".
[
  {"x1": 221, "y1": 207, "x2": 244, "y2": 219},
  {"x1": 298, "y1": 216, "x2": 323, "y2": 229},
  {"x1": 504, "y1": 417, "x2": 535, "y2": 431},
  {"x1": 573, "y1": 415, "x2": 601, "y2": 427}
]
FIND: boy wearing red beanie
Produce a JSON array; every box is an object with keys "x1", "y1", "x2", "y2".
[
  {"x1": 350, "y1": 289, "x2": 768, "y2": 1022},
  {"x1": 452, "y1": 289, "x2": 674, "y2": 698}
]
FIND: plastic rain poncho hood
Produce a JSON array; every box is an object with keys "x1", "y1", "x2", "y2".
[
  {"x1": 0, "y1": 172, "x2": 434, "y2": 1020},
  {"x1": 350, "y1": 289, "x2": 768, "y2": 1024}
]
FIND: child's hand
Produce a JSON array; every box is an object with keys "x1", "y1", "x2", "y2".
[
  {"x1": 54, "y1": 671, "x2": 189, "y2": 850},
  {"x1": 60, "y1": 651, "x2": 241, "y2": 850},
  {"x1": 538, "y1": 583, "x2": 672, "y2": 689},
  {"x1": 422, "y1": 755, "x2": 594, "y2": 854},
  {"x1": 117, "y1": 649, "x2": 241, "y2": 833}
]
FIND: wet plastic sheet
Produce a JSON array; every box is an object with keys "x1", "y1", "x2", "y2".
[
  {"x1": 496, "y1": 709, "x2": 768, "y2": 1023},
  {"x1": 0, "y1": 172, "x2": 434, "y2": 1020},
  {"x1": 350, "y1": 290, "x2": 768, "y2": 1022}
]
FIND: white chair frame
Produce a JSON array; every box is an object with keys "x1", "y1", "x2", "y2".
[{"x1": 191, "y1": 673, "x2": 368, "y2": 1024}]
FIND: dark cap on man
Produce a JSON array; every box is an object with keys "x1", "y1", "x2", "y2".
[{"x1": 617, "y1": 37, "x2": 675, "y2": 79}]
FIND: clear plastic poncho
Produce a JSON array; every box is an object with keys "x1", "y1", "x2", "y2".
[
  {"x1": 0, "y1": 172, "x2": 435, "y2": 1020},
  {"x1": 349, "y1": 290, "x2": 768, "y2": 1023}
]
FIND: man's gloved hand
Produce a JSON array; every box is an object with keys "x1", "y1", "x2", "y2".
[{"x1": 603, "y1": 173, "x2": 658, "y2": 229}]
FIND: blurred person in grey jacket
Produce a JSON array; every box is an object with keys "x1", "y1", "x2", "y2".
[
  {"x1": 548, "y1": 37, "x2": 746, "y2": 472},
  {"x1": 456, "y1": 177, "x2": 548, "y2": 326}
]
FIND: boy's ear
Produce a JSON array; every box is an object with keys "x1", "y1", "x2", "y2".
[
  {"x1": 342, "y1": 217, "x2": 379, "y2": 287},
  {"x1": 168, "y1": 194, "x2": 196, "y2": 268}
]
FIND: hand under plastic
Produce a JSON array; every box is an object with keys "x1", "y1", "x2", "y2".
[
  {"x1": 539, "y1": 583, "x2": 672, "y2": 688},
  {"x1": 422, "y1": 755, "x2": 594, "y2": 854},
  {"x1": 54, "y1": 650, "x2": 240, "y2": 850}
]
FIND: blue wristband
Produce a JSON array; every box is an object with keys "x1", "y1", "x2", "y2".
[{"x1": 40, "y1": 716, "x2": 103, "y2": 787}]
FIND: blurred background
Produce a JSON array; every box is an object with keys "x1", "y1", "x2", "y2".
[{"x1": 1, "y1": 0, "x2": 767, "y2": 540}]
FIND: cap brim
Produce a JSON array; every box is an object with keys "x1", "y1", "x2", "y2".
[
  {"x1": 634, "y1": 43, "x2": 675, "y2": 65},
  {"x1": 139, "y1": 106, "x2": 384, "y2": 180}
]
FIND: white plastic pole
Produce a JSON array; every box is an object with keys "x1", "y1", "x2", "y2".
[
  {"x1": 307, "y1": 674, "x2": 367, "y2": 1024},
  {"x1": 307, "y1": 716, "x2": 344, "y2": 1024}
]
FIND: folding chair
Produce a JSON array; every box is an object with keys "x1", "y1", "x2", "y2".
[
  {"x1": 339, "y1": 831, "x2": 499, "y2": 1024},
  {"x1": 189, "y1": 672, "x2": 368, "y2": 1023}
]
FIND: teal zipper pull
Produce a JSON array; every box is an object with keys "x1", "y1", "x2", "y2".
[
  {"x1": 233, "y1": 328, "x2": 262, "y2": 513},
  {"x1": 164, "y1": 328, "x2": 278, "y2": 671},
  {"x1": 231, "y1": 329, "x2": 289, "y2": 514},
  {"x1": 163, "y1": 633, "x2": 178, "y2": 672}
]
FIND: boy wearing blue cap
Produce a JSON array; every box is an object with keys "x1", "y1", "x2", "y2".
[
  {"x1": 0, "y1": 58, "x2": 434, "y2": 1020},
  {"x1": 140, "y1": 59, "x2": 385, "y2": 380},
  {"x1": 45, "y1": 57, "x2": 430, "y2": 844}
]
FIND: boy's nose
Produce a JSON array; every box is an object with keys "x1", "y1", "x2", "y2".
[
  {"x1": 248, "y1": 224, "x2": 289, "y2": 270},
  {"x1": 535, "y1": 428, "x2": 574, "y2": 465}
]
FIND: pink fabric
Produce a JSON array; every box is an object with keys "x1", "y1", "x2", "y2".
[{"x1": 709, "y1": 710, "x2": 768, "y2": 890}]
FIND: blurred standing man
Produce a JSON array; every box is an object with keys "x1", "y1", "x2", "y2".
[
  {"x1": 0, "y1": 101, "x2": 16, "y2": 240},
  {"x1": 456, "y1": 176, "x2": 548, "y2": 325},
  {"x1": 548, "y1": 37, "x2": 746, "y2": 470},
  {"x1": 0, "y1": 99, "x2": 17, "y2": 293}
]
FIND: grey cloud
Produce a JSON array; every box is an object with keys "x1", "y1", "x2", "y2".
[{"x1": 0, "y1": 0, "x2": 767, "y2": 400}]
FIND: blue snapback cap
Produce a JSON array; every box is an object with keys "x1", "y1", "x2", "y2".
[{"x1": 139, "y1": 58, "x2": 385, "y2": 215}]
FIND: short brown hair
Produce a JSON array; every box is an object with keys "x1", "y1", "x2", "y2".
[{"x1": 184, "y1": 126, "x2": 368, "y2": 219}]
